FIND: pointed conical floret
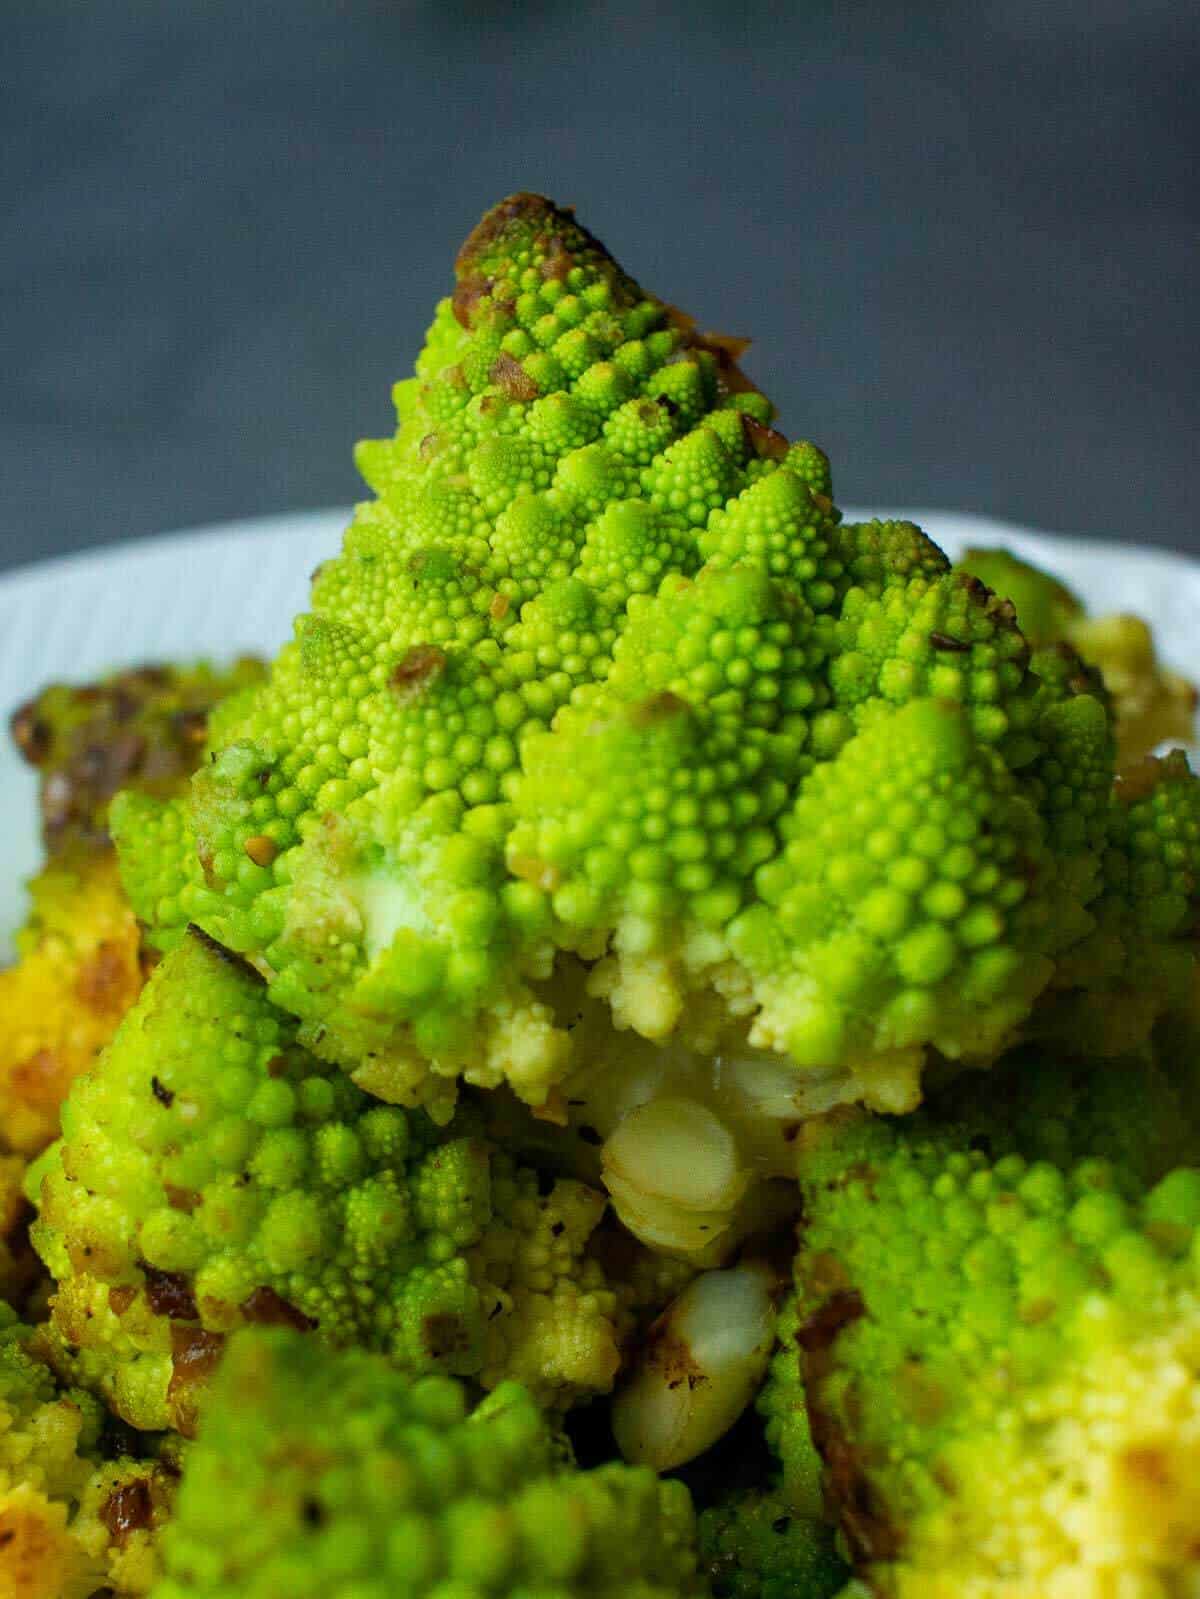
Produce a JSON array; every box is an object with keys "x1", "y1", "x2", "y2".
[
  {"x1": 603, "y1": 563, "x2": 832, "y2": 747},
  {"x1": 727, "y1": 699, "x2": 1058, "y2": 1106},
  {"x1": 116, "y1": 193, "x2": 1175, "y2": 1123},
  {"x1": 510, "y1": 694, "x2": 790, "y2": 1038},
  {"x1": 830, "y1": 570, "x2": 1036, "y2": 748}
]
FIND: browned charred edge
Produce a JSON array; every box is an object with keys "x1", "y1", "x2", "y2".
[
  {"x1": 100, "y1": 1477, "x2": 154, "y2": 1545},
  {"x1": 1115, "y1": 753, "x2": 1172, "y2": 804},
  {"x1": 184, "y1": 924, "x2": 268, "y2": 985},
  {"x1": 740, "y1": 413, "x2": 790, "y2": 460},
  {"x1": 798, "y1": 1288, "x2": 902, "y2": 1563},
  {"x1": 241, "y1": 1285, "x2": 317, "y2": 1332},
  {"x1": 150, "y1": 1075, "x2": 174, "y2": 1108},
  {"x1": 629, "y1": 690, "x2": 689, "y2": 729},
  {"x1": 420, "y1": 1312, "x2": 473, "y2": 1361},
  {"x1": 11, "y1": 663, "x2": 261, "y2": 856},
  {"x1": 167, "y1": 1326, "x2": 225, "y2": 1437},
  {"x1": 456, "y1": 192, "x2": 589, "y2": 279},
  {"x1": 797, "y1": 1289, "x2": 864, "y2": 1354},
  {"x1": 9, "y1": 700, "x2": 50, "y2": 764},
  {"x1": 140, "y1": 1264, "x2": 199, "y2": 1322},
  {"x1": 108, "y1": 1285, "x2": 137, "y2": 1316},
  {"x1": 1041, "y1": 640, "x2": 1105, "y2": 700},
  {"x1": 929, "y1": 631, "x2": 970, "y2": 654},
  {"x1": 489, "y1": 352, "x2": 540, "y2": 402},
  {"x1": 390, "y1": 644, "x2": 447, "y2": 699}
]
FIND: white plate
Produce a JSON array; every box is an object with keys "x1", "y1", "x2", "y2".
[{"x1": 3, "y1": 507, "x2": 1199, "y2": 949}]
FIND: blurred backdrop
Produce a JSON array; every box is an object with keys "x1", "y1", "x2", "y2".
[{"x1": 3, "y1": 0, "x2": 1197, "y2": 572}]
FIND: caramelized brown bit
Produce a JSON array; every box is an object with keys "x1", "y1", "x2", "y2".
[
  {"x1": 173, "y1": 708, "x2": 208, "y2": 745},
  {"x1": 141, "y1": 1265, "x2": 198, "y2": 1321},
  {"x1": 421, "y1": 1312, "x2": 472, "y2": 1360},
  {"x1": 100, "y1": 1477, "x2": 153, "y2": 1545},
  {"x1": 9, "y1": 701, "x2": 50, "y2": 765},
  {"x1": 108, "y1": 1285, "x2": 137, "y2": 1317},
  {"x1": 241, "y1": 1286, "x2": 317, "y2": 1332},
  {"x1": 929, "y1": 631, "x2": 971, "y2": 654},
  {"x1": 456, "y1": 193, "x2": 574, "y2": 278},
  {"x1": 390, "y1": 645, "x2": 447, "y2": 702},
  {"x1": 796, "y1": 1289, "x2": 865, "y2": 1354},
  {"x1": 489, "y1": 592, "x2": 511, "y2": 621},
  {"x1": 639, "y1": 1307, "x2": 708, "y2": 1392},
  {"x1": 244, "y1": 834, "x2": 278, "y2": 869},
  {"x1": 1018, "y1": 1296, "x2": 1056, "y2": 1325},
  {"x1": 185, "y1": 925, "x2": 267, "y2": 984},
  {"x1": 150, "y1": 1075, "x2": 174, "y2": 1107},
  {"x1": 451, "y1": 272, "x2": 495, "y2": 329},
  {"x1": 164, "y1": 1185, "x2": 201, "y2": 1214},
  {"x1": 531, "y1": 1088, "x2": 568, "y2": 1127},
  {"x1": 167, "y1": 1326, "x2": 225, "y2": 1436},
  {"x1": 489, "y1": 352, "x2": 540, "y2": 403},
  {"x1": 74, "y1": 941, "x2": 135, "y2": 1015},
  {"x1": 9, "y1": 1049, "x2": 72, "y2": 1113},
  {"x1": 1115, "y1": 754, "x2": 1169, "y2": 804},
  {"x1": 740, "y1": 413, "x2": 790, "y2": 461},
  {"x1": 1121, "y1": 1445, "x2": 1172, "y2": 1490},
  {"x1": 630, "y1": 691, "x2": 688, "y2": 728},
  {"x1": 800, "y1": 1286, "x2": 899, "y2": 1562}
]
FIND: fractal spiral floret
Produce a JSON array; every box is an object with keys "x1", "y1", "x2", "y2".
[{"x1": 0, "y1": 192, "x2": 1196, "y2": 1598}]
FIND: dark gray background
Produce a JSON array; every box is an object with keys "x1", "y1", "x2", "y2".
[{"x1": 3, "y1": 0, "x2": 1198, "y2": 573}]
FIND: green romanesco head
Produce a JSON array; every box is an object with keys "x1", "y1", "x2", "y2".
[
  {"x1": 0, "y1": 1308, "x2": 173, "y2": 1598},
  {"x1": 1033, "y1": 748, "x2": 1200, "y2": 1056},
  {"x1": 111, "y1": 191, "x2": 1196, "y2": 1136},
  {"x1": 10, "y1": 658, "x2": 265, "y2": 858},
  {"x1": 697, "y1": 1484, "x2": 847, "y2": 1599},
  {"x1": 30, "y1": 932, "x2": 630, "y2": 1433},
  {"x1": 762, "y1": 1112, "x2": 1200, "y2": 1597},
  {"x1": 151, "y1": 1326, "x2": 706, "y2": 1599},
  {"x1": 958, "y1": 544, "x2": 1198, "y2": 766},
  {"x1": 927, "y1": 1036, "x2": 1200, "y2": 1190}
]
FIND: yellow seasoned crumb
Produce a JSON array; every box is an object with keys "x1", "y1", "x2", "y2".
[{"x1": 0, "y1": 854, "x2": 145, "y2": 1156}]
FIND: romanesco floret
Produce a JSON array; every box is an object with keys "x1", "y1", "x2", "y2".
[
  {"x1": 0, "y1": 853, "x2": 144, "y2": 1156},
  {"x1": 106, "y1": 195, "x2": 1198, "y2": 1261},
  {"x1": 2, "y1": 659, "x2": 265, "y2": 1159},
  {"x1": 30, "y1": 932, "x2": 628, "y2": 1433},
  {"x1": 10, "y1": 659, "x2": 265, "y2": 859},
  {"x1": 763, "y1": 1111, "x2": 1200, "y2": 1597},
  {"x1": 928, "y1": 1037, "x2": 1200, "y2": 1189},
  {"x1": 1032, "y1": 748, "x2": 1200, "y2": 1056},
  {"x1": 0, "y1": 1306, "x2": 172, "y2": 1597},
  {"x1": 696, "y1": 1484, "x2": 847, "y2": 1599},
  {"x1": 958, "y1": 546, "x2": 1197, "y2": 766},
  {"x1": 152, "y1": 1326, "x2": 706, "y2": 1599}
]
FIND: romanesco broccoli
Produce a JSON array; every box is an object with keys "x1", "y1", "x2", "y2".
[
  {"x1": 1, "y1": 659, "x2": 265, "y2": 1158},
  {"x1": 958, "y1": 546, "x2": 1197, "y2": 766},
  {"x1": 10, "y1": 660, "x2": 265, "y2": 858},
  {"x1": 152, "y1": 1326, "x2": 705, "y2": 1598},
  {"x1": 763, "y1": 1111, "x2": 1200, "y2": 1596},
  {"x1": 109, "y1": 191, "x2": 1198, "y2": 1166},
  {"x1": 0, "y1": 1306, "x2": 172, "y2": 1597},
  {"x1": 0, "y1": 853, "x2": 144, "y2": 1155},
  {"x1": 30, "y1": 931, "x2": 629, "y2": 1432},
  {"x1": 697, "y1": 1485, "x2": 847, "y2": 1599}
]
